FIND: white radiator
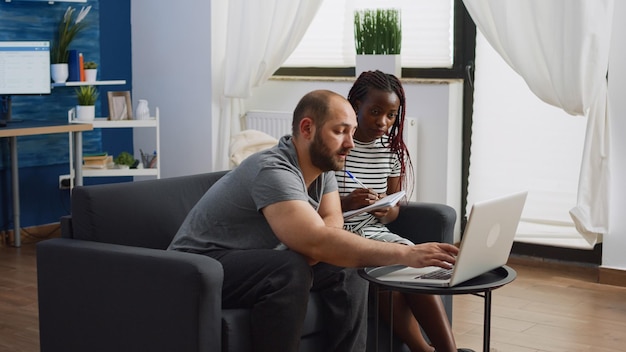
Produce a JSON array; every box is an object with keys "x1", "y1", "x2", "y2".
[
  {"x1": 403, "y1": 117, "x2": 418, "y2": 201},
  {"x1": 243, "y1": 110, "x2": 292, "y2": 139}
]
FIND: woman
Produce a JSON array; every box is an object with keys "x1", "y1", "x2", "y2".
[{"x1": 336, "y1": 70, "x2": 472, "y2": 352}]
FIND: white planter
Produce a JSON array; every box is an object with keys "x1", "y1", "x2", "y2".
[
  {"x1": 355, "y1": 54, "x2": 401, "y2": 78},
  {"x1": 76, "y1": 105, "x2": 95, "y2": 121},
  {"x1": 84, "y1": 69, "x2": 97, "y2": 82},
  {"x1": 51, "y1": 63, "x2": 69, "y2": 83}
]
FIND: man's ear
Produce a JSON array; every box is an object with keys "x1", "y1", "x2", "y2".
[{"x1": 299, "y1": 117, "x2": 315, "y2": 139}]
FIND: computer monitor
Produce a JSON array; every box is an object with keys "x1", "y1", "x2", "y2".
[
  {"x1": 0, "y1": 41, "x2": 51, "y2": 95},
  {"x1": 0, "y1": 41, "x2": 51, "y2": 122}
]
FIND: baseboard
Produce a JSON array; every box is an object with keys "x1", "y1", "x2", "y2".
[
  {"x1": 599, "y1": 267, "x2": 626, "y2": 287},
  {"x1": 0, "y1": 222, "x2": 61, "y2": 247},
  {"x1": 508, "y1": 254, "x2": 626, "y2": 288}
]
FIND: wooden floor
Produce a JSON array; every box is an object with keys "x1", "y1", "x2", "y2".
[
  {"x1": 452, "y1": 258, "x2": 626, "y2": 352},
  {"x1": 1, "y1": 243, "x2": 625, "y2": 352},
  {"x1": 0, "y1": 243, "x2": 39, "y2": 352}
]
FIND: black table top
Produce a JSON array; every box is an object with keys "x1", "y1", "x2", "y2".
[{"x1": 359, "y1": 265, "x2": 517, "y2": 295}]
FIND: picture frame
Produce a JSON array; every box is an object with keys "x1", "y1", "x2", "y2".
[{"x1": 107, "y1": 91, "x2": 133, "y2": 120}]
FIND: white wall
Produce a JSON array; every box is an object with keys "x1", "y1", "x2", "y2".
[
  {"x1": 605, "y1": 0, "x2": 626, "y2": 270},
  {"x1": 131, "y1": 0, "x2": 213, "y2": 179}
]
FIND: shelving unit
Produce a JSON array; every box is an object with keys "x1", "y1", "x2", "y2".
[
  {"x1": 54, "y1": 79, "x2": 160, "y2": 188},
  {"x1": 67, "y1": 111, "x2": 160, "y2": 187}
]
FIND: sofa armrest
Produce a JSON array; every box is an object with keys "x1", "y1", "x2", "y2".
[
  {"x1": 60, "y1": 215, "x2": 72, "y2": 238},
  {"x1": 37, "y1": 238, "x2": 223, "y2": 352},
  {"x1": 386, "y1": 202, "x2": 456, "y2": 245}
]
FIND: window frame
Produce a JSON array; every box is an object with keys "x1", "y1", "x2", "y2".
[{"x1": 274, "y1": 0, "x2": 474, "y2": 80}]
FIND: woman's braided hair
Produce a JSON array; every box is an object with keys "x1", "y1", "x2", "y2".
[{"x1": 347, "y1": 70, "x2": 414, "y2": 194}]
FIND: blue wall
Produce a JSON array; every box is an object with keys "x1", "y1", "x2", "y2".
[{"x1": 0, "y1": 0, "x2": 132, "y2": 230}]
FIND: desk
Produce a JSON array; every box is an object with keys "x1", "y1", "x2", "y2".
[
  {"x1": 0, "y1": 120, "x2": 93, "y2": 247},
  {"x1": 360, "y1": 265, "x2": 517, "y2": 352}
]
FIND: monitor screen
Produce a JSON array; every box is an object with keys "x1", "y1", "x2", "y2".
[{"x1": 0, "y1": 41, "x2": 51, "y2": 95}]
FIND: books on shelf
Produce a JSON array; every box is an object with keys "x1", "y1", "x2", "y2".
[
  {"x1": 83, "y1": 153, "x2": 114, "y2": 169},
  {"x1": 68, "y1": 50, "x2": 81, "y2": 82},
  {"x1": 79, "y1": 53, "x2": 85, "y2": 82}
]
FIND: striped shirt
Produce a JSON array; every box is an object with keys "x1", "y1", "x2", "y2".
[{"x1": 335, "y1": 137, "x2": 413, "y2": 245}]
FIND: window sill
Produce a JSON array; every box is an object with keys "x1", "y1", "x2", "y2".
[{"x1": 269, "y1": 75, "x2": 462, "y2": 85}]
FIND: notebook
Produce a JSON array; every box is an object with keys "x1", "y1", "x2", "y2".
[
  {"x1": 368, "y1": 191, "x2": 528, "y2": 287},
  {"x1": 342, "y1": 190, "x2": 406, "y2": 220}
]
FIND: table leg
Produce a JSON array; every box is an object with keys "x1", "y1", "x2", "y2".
[
  {"x1": 483, "y1": 290, "x2": 492, "y2": 352},
  {"x1": 389, "y1": 291, "x2": 394, "y2": 352},
  {"x1": 9, "y1": 136, "x2": 20, "y2": 248},
  {"x1": 73, "y1": 131, "x2": 83, "y2": 187},
  {"x1": 373, "y1": 284, "x2": 379, "y2": 352}
]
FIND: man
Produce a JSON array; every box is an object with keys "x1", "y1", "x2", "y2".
[{"x1": 168, "y1": 90, "x2": 458, "y2": 352}]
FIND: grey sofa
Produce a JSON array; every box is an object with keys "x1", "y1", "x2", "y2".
[{"x1": 37, "y1": 171, "x2": 455, "y2": 352}]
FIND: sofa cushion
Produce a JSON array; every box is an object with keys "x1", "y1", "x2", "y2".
[
  {"x1": 221, "y1": 292, "x2": 326, "y2": 352},
  {"x1": 70, "y1": 171, "x2": 228, "y2": 249}
]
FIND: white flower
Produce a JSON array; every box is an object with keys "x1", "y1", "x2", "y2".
[
  {"x1": 63, "y1": 6, "x2": 73, "y2": 23},
  {"x1": 75, "y1": 6, "x2": 92, "y2": 24}
]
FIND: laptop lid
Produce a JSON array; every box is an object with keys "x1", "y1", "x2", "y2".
[{"x1": 370, "y1": 191, "x2": 527, "y2": 287}]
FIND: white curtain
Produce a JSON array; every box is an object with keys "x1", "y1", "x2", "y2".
[
  {"x1": 463, "y1": 0, "x2": 614, "y2": 246},
  {"x1": 211, "y1": 0, "x2": 323, "y2": 170}
]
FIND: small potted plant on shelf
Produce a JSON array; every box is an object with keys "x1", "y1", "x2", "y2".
[
  {"x1": 83, "y1": 61, "x2": 98, "y2": 82},
  {"x1": 353, "y1": 8, "x2": 402, "y2": 77},
  {"x1": 75, "y1": 85, "x2": 98, "y2": 121},
  {"x1": 114, "y1": 151, "x2": 137, "y2": 169}
]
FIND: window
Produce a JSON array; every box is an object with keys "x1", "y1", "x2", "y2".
[{"x1": 282, "y1": 0, "x2": 454, "y2": 69}]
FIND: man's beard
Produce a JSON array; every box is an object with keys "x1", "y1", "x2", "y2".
[{"x1": 310, "y1": 132, "x2": 348, "y2": 172}]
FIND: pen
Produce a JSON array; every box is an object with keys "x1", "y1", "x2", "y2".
[{"x1": 345, "y1": 170, "x2": 368, "y2": 189}]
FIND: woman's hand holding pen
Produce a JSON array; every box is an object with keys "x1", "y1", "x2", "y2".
[
  {"x1": 340, "y1": 170, "x2": 396, "y2": 221},
  {"x1": 342, "y1": 188, "x2": 380, "y2": 211}
]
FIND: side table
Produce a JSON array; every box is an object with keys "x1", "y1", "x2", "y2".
[{"x1": 360, "y1": 265, "x2": 517, "y2": 352}]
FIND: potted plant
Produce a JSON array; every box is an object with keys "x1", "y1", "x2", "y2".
[
  {"x1": 114, "y1": 151, "x2": 136, "y2": 169},
  {"x1": 50, "y1": 6, "x2": 92, "y2": 83},
  {"x1": 83, "y1": 61, "x2": 98, "y2": 82},
  {"x1": 353, "y1": 8, "x2": 402, "y2": 77},
  {"x1": 75, "y1": 85, "x2": 98, "y2": 121}
]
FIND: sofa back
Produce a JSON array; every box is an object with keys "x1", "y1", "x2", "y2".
[{"x1": 68, "y1": 171, "x2": 229, "y2": 249}]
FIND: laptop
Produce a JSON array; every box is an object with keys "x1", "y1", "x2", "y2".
[{"x1": 369, "y1": 191, "x2": 528, "y2": 287}]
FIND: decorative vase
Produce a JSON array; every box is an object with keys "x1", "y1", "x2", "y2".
[
  {"x1": 84, "y1": 69, "x2": 98, "y2": 82},
  {"x1": 135, "y1": 99, "x2": 150, "y2": 120},
  {"x1": 51, "y1": 63, "x2": 69, "y2": 83},
  {"x1": 76, "y1": 105, "x2": 95, "y2": 121},
  {"x1": 355, "y1": 54, "x2": 401, "y2": 78}
]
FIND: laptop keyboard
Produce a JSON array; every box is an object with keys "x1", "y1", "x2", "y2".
[{"x1": 416, "y1": 268, "x2": 453, "y2": 280}]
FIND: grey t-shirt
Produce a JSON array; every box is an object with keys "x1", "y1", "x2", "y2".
[{"x1": 168, "y1": 136, "x2": 338, "y2": 253}]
